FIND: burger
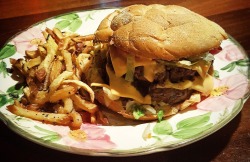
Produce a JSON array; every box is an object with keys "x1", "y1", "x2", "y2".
[{"x1": 87, "y1": 4, "x2": 228, "y2": 120}]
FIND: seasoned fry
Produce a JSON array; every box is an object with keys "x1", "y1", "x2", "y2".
[
  {"x1": 23, "y1": 87, "x2": 49, "y2": 105},
  {"x1": 62, "y1": 98, "x2": 74, "y2": 113},
  {"x1": 26, "y1": 56, "x2": 42, "y2": 69},
  {"x1": 60, "y1": 37, "x2": 71, "y2": 50},
  {"x1": 37, "y1": 45, "x2": 47, "y2": 57},
  {"x1": 7, "y1": 101, "x2": 71, "y2": 126},
  {"x1": 70, "y1": 110, "x2": 83, "y2": 129},
  {"x1": 25, "y1": 50, "x2": 39, "y2": 58},
  {"x1": 75, "y1": 53, "x2": 92, "y2": 75},
  {"x1": 49, "y1": 71, "x2": 73, "y2": 96},
  {"x1": 37, "y1": 33, "x2": 58, "y2": 74},
  {"x1": 90, "y1": 113, "x2": 97, "y2": 124},
  {"x1": 49, "y1": 85, "x2": 77, "y2": 103},
  {"x1": 49, "y1": 59, "x2": 63, "y2": 84},
  {"x1": 62, "y1": 80, "x2": 95, "y2": 102},
  {"x1": 8, "y1": 27, "x2": 108, "y2": 129},
  {"x1": 62, "y1": 50, "x2": 73, "y2": 72},
  {"x1": 70, "y1": 94, "x2": 97, "y2": 113},
  {"x1": 72, "y1": 34, "x2": 95, "y2": 42},
  {"x1": 53, "y1": 28, "x2": 64, "y2": 40}
]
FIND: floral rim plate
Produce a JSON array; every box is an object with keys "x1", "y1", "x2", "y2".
[{"x1": 0, "y1": 8, "x2": 249, "y2": 156}]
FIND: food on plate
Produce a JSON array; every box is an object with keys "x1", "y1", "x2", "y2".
[
  {"x1": 7, "y1": 28, "x2": 108, "y2": 129},
  {"x1": 89, "y1": 4, "x2": 228, "y2": 120},
  {"x1": 7, "y1": 4, "x2": 228, "y2": 127}
]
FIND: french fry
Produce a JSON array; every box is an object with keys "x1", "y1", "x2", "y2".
[
  {"x1": 45, "y1": 28, "x2": 61, "y2": 44},
  {"x1": 72, "y1": 34, "x2": 95, "y2": 42},
  {"x1": 70, "y1": 94, "x2": 97, "y2": 113},
  {"x1": 49, "y1": 59, "x2": 63, "y2": 84},
  {"x1": 8, "y1": 27, "x2": 107, "y2": 129},
  {"x1": 90, "y1": 113, "x2": 97, "y2": 124},
  {"x1": 49, "y1": 71, "x2": 73, "y2": 96},
  {"x1": 7, "y1": 101, "x2": 71, "y2": 126},
  {"x1": 62, "y1": 80, "x2": 95, "y2": 102},
  {"x1": 62, "y1": 98, "x2": 74, "y2": 113},
  {"x1": 82, "y1": 46, "x2": 94, "y2": 53},
  {"x1": 26, "y1": 56, "x2": 42, "y2": 69},
  {"x1": 75, "y1": 53, "x2": 92, "y2": 75},
  {"x1": 25, "y1": 50, "x2": 39, "y2": 58},
  {"x1": 30, "y1": 38, "x2": 44, "y2": 45},
  {"x1": 70, "y1": 110, "x2": 83, "y2": 129},
  {"x1": 61, "y1": 50, "x2": 73, "y2": 72},
  {"x1": 37, "y1": 32, "x2": 58, "y2": 75},
  {"x1": 53, "y1": 28, "x2": 64, "y2": 40},
  {"x1": 49, "y1": 85, "x2": 77, "y2": 103},
  {"x1": 23, "y1": 87, "x2": 49, "y2": 105},
  {"x1": 37, "y1": 45, "x2": 47, "y2": 57}
]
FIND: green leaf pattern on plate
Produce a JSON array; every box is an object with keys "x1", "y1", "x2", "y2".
[
  {"x1": 0, "y1": 85, "x2": 23, "y2": 108},
  {"x1": 153, "y1": 120, "x2": 173, "y2": 135},
  {"x1": 34, "y1": 125, "x2": 61, "y2": 142},
  {"x1": 55, "y1": 20, "x2": 71, "y2": 30},
  {"x1": 0, "y1": 44, "x2": 16, "y2": 60},
  {"x1": 172, "y1": 123, "x2": 213, "y2": 139},
  {"x1": 68, "y1": 19, "x2": 82, "y2": 32},
  {"x1": 0, "y1": 44, "x2": 16, "y2": 78},
  {"x1": 55, "y1": 13, "x2": 83, "y2": 32},
  {"x1": 153, "y1": 112, "x2": 213, "y2": 139},
  {"x1": 0, "y1": 61, "x2": 8, "y2": 78},
  {"x1": 221, "y1": 59, "x2": 250, "y2": 72}
]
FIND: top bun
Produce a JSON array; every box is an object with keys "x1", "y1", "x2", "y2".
[{"x1": 95, "y1": 4, "x2": 228, "y2": 61}]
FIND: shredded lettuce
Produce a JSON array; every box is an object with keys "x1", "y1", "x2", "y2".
[
  {"x1": 126, "y1": 101, "x2": 145, "y2": 119},
  {"x1": 133, "y1": 108, "x2": 145, "y2": 119},
  {"x1": 125, "y1": 55, "x2": 135, "y2": 82},
  {"x1": 202, "y1": 53, "x2": 215, "y2": 62},
  {"x1": 157, "y1": 110, "x2": 164, "y2": 122}
]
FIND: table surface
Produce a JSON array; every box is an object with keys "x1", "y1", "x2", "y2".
[{"x1": 0, "y1": 0, "x2": 249, "y2": 161}]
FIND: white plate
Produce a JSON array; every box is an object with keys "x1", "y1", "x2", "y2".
[{"x1": 0, "y1": 8, "x2": 249, "y2": 156}]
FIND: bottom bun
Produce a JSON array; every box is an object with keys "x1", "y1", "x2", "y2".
[{"x1": 94, "y1": 90, "x2": 198, "y2": 120}]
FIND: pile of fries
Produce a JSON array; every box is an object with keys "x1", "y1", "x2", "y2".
[{"x1": 7, "y1": 28, "x2": 108, "y2": 129}]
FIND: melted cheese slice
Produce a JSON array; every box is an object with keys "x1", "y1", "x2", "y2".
[
  {"x1": 110, "y1": 46, "x2": 155, "y2": 77},
  {"x1": 156, "y1": 74, "x2": 214, "y2": 96},
  {"x1": 177, "y1": 60, "x2": 212, "y2": 78},
  {"x1": 94, "y1": 47, "x2": 213, "y2": 103},
  {"x1": 110, "y1": 46, "x2": 212, "y2": 82},
  {"x1": 91, "y1": 65, "x2": 151, "y2": 104}
]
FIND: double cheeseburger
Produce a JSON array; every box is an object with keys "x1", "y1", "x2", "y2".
[{"x1": 87, "y1": 4, "x2": 228, "y2": 120}]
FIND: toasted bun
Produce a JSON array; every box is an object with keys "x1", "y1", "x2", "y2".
[{"x1": 95, "y1": 4, "x2": 228, "y2": 61}]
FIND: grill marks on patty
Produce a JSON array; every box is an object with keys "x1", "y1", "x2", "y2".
[{"x1": 132, "y1": 65, "x2": 198, "y2": 105}]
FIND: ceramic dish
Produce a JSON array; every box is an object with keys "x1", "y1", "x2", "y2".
[{"x1": 0, "y1": 8, "x2": 249, "y2": 156}]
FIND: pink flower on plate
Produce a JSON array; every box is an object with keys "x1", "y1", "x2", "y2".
[
  {"x1": 197, "y1": 74, "x2": 249, "y2": 111},
  {"x1": 216, "y1": 43, "x2": 245, "y2": 61},
  {"x1": 12, "y1": 27, "x2": 45, "y2": 55},
  {"x1": 50, "y1": 124, "x2": 116, "y2": 150}
]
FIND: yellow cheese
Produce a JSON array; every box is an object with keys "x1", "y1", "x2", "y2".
[
  {"x1": 177, "y1": 60, "x2": 212, "y2": 78},
  {"x1": 157, "y1": 74, "x2": 213, "y2": 96},
  {"x1": 107, "y1": 66, "x2": 151, "y2": 104},
  {"x1": 92, "y1": 65, "x2": 151, "y2": 104},
  {"x1": 103, "y1": 47, "x2": 213, "y2": 103},
  {"x1": 92, "y1": 67, "x2": 212, "y2": 105},
  {"x1": 110, "y1": 46, "x2": 212, "y2": 83},
  {"x1": 143, "y1": 62, "x2": 157, "y2": 82},
  {"x1": 109, "y1": 46, "x2": 155, "y2": 77}
]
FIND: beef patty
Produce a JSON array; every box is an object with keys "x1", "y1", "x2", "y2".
[{"x1": 132, "y1": 65, "x2": 197, "y2": 105}]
